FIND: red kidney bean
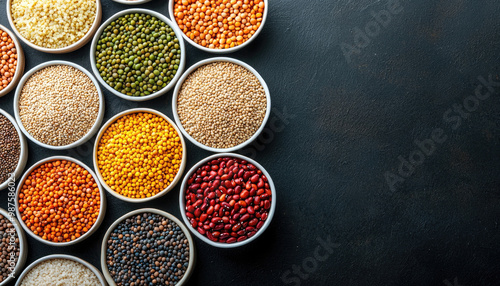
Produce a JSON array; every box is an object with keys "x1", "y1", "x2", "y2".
[
  {"x1": 237, "y1": 236, "x2": 247, "y2": 242},
  {"x1": 250, "y1": 174, "x2": 259, "y2": 183},
  {"x1": 197, "y1": 227, "x2": 206, "y2": 235},
  {"x1": 237, "y1": 230, "x2": 246, "y2": 236},
  {"x1": 246, "y1": 226, "x2": 255, "y2": 232},
  {"x1": 239, "y1": 208, "x2": 247, "y2": 215},
  {"x1": 256, "y1": 221, "x2": 264, "y2": 229},
  {"x1": 227, "y1": 237, "x2": 237, "y2": 243},
  {"x1": 249, "y1": 218, "x2": 258, "y2": 226},
  {"x1": 186, "y1": 212, "x2": 194, "y2": 218},
  {"x1": 261, "y1": 213, "x2": 268, "y2": 221},
  {"x1": 224, "y1": 224, "x2": 232, "y2": 230},
  {"x1": 240, "y1": 214, "x2": 250, "y2": 221},
  {"x1": 247, "y1": 231, "x2": 256, "y2": 238},
  {"x1": 220, "y1": 233, "x2": 229, "y2": 240},
  {"x1": 264, "y1": 200, "x2": 271, "y2": 210},
  {"x1": 203, "y1": 225, "x2": 211, "y2": 230},
  {"x1": 207, "y1": 232, "x2": 216, "y2": 241},
  {"x1": 206, "y1": 206, "x2": 214, "y2": 215},
  {"x1": 214, "y1": 224, "x2": 224, "y2": 231},
  {"x1": 232, "y1": 224, "x2": 241, "y2": 232},
  {"x1": 247, "y1": 206, "x2": 255, "y2": 215},
  {"x1": 240, "y1": 190, "x2": 249, "y2": 199},
  {"x1": 200, "y1": 214, "x2": 208, "y2": 222},
  {"x1": 254, "y1": 196, "x2": 261, "y2": 205},
  {"x1": 232, "y1": 214, "x2": 240, "y2": 220}
]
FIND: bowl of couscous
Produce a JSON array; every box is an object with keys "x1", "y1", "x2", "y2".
[{"x1": 6, "y1": 0, "x2": 102, "y2": 53}]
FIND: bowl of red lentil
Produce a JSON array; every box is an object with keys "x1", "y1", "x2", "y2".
[
  {"x1": 90, "y1": 8, "x2": 186, "y2": 101},
  {"x1": 169, "y1": 0, "x2": 267, "y2": 53},
  {"x1": 15, "y1": 156, "x2": 106, "y2": 246},
  {"x1": 13, "y1": 61, "x2": 105, "y2": 150},
  {"x1": 0, "y1": 24, "x2": 24, "y2": 98},
  {"x1": 0, "y1": 108, "x2": 28, "y2": 191},
  {"x1": 179, "y1": 153, "x2": 276, "y2": 248},
  {"x1": 0, "y1": 207, "x2": 28, "y2": 286},
  {"x1": 172, "y1": 57, "x2": 271, "y2": 152},
  {"x1": 93, "y1": 108, "x2": 187, "y2": 203},
  {"x1": 6, "y1": 0, "x2": 102, "y2": 54},
  {"x1": 100, "y1": 208, "x2": 196, "y2": 285},
  {"x1": 15, "y1": 254, "x2": 106, "y2": 286}
]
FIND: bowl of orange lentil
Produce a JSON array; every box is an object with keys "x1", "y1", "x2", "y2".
[
  {"x1": 0, "y1": 24, "x2": 24, "y2": 98},
  {"x1": 15, "y1": 156, "x2": 106, "y2": 246},
  {"x1": 93, "y1": 108, "x2": 187, "y2": 203},
  {"x1": 169, "y1": 0, "x2": 267, "y2": 53}
]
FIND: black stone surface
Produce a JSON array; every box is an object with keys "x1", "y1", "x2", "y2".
[{"x1": 1, "y1": 0, "x2": 500, "y2": 285}]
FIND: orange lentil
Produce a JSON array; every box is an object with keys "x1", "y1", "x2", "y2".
[
  {"x1": 173, "y1": 0, "x2": 265, "y2": 49},
  {"x1": 18, "y1": 160, "x2": 101, "y2": 243},
  {"x1": 96, "y1": 112, "x2": 183, "y2": 199},
  {"x1": 0, "y1": 30, "x2": 17, "y2": 91}
]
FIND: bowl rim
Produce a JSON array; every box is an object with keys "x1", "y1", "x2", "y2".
[
  {"x1": 6, "y1": 0, "x2": 102, "y2": 53},
  {"x1": 179, "y1": 153, "x2": 276, "y2": 248},
  {"x1": 15, "y1": 156, "x2": 107, "y2": 247},
  {"x1": 14, "y1": 254, "x2": 107, "y2": 286},
  {"x1": 111, "y1": 0, "x2": 152, "y2": 5},
  {"x1": 172, "y1": 57, "x2": 271, "y2": 153},
  {"x1": 0, "y1": 108, "x2": 28, "y2": 191},
  {"x1": 168, "y1": 0, "x2": 268, "y2": 54},
  {"x1": 93, "y1": 108, "x2": 187, "y2": 203},
  {"x1": 13, "y1": 60, "x2": 105, "y2": 150},
  {"x1": 89, "y1": 8, "x2": 186, "y2": 102},
  {"x1": 0, "y1": 24, "x2": 24, "y2": 98},
  {"x1": 100, "y1": 208, "x2": 196, "y2": 286},
  {"x1": 0, "y1": 207, "x2": 28, "y2": 286}
]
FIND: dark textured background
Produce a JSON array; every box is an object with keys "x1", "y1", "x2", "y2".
[{"x1": 1, "y1": 0, "x2": 500, "y2": 285}]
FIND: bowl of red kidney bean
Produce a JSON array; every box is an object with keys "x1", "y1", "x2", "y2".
[{"x1": 179, "y1": 153, "x2": 276, "y2": 248}]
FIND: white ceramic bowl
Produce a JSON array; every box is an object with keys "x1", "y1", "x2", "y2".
[
  {"x1": 168, "y1": 0, "x2": 268, "y2": 53},
  {"x1": 93, "y1": 108, "x2": 187, "y2": 203},
  {"x1": 15, "y1": 156, "x2": 106, "y2": 247},
  {"x1": 6, "y1": 0, "x2": 102, "y2": 54},
  {"x1": 179, "y1": 153, "x2": 276, "y2": 248},
  {"x1": 112, "y1": 0, "x2": 152, "y2": 5},
  {"x1": 13, "y1": 60, "x2": 105, "y2": 150},
  {"x1": 0, "y1": 108, "x2": 27, "y2": 191},
  {"x1": 15, "y1": 254, "x2": 107, "y2": 286},
  {"x1": 172, "y1": 57, "x2": 271, "y2": 153},
  {"x1": 90, "y1": 8, "x2": 186, "y2": 102},
  {"x1": 0, "y1": 208, "x2": 28, "y2": 286},
  {"x1": 101, "y1": 208, "x2": 196, "y2": 286},
  {"x1": 0, "y1": 24, "x2": 24, "y2": 98}
]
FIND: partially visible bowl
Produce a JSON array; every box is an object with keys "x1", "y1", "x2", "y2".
[
  {"x1": 0, "y1": 108, "x2": 27, "y2": 191},
  {"x1": 15, "y1": 254, "x2": 107, "y2": 286},
  {"x1": 93, "y1": 108, "x2": 187, "y2": 203},
  {"x1": 6, "y1": 0, "x2": 102, "y2": 53},
  {"x1": 15, "y1": 156, "x2": 106, "y2": 247},
  {"x1": 13, "y1": 60, "x2": 104, "y2": 150},
  {"x1": 112, "y1": 0, "x2": 152, "y2": 5},
  {"x1": 172, "y1": 57, "x2": 271, "y2": 153},
  {"x1": 0, "y1": 207, "x2": 28, "y2": 286},
  {"x1": 179, "y1": 153, "x2": 277, "y2": 248},
  {"x1": 0, "y1": 24, "x2": 24, "y2": 98},
  {"x1": 168, "y1": 0, "x2": 268, "y2": 53},
  {"x1": 90, "y1": 8, "x2": 186, "y2": 101},
  {"x1": 101, "y1": 208, "x2": 195, "y2": 286}
]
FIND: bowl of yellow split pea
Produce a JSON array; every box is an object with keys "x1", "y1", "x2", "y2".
[{"x1": 93, "y1": 108, "x2": 187, "y2": 203}]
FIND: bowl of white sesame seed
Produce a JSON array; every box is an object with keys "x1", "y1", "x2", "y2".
[
  {"x1": 172, "y1": 57, "x2": 271, "y2": 153},
  {"x1": 13, "y1": 61, "x2": 105, "y2": 150}
]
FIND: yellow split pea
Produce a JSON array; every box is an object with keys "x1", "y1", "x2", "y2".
[{"x1": 97, "y1": 112, "x2": 182, "y2": 199}]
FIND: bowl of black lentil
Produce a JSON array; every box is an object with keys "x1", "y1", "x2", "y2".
[
  {"x1": 13, "y1": 61, "x2": 105, "y2": 150},
  {"x1": 0, "y1": 108, "x2": 27, "y2": 191},
  {"x1": 172, "y1": 57, "x2": 271, "y2": 152},
  {"x1": 0, "y1": 207, "x2": 28, "y2": 286},
  {"x1": 101, "y1": 208, "x2": 195, "y2": 286},
  {"x1": 90, "y1": 9, "x2": 186, "y2": 102}
]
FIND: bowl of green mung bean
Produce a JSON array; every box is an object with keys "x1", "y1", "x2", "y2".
[
  {"x1": 0, "y1": 108, "x2": 27, "y2": 191},
  {"x1": 90, "y1": 9, "x2": 186, "y2": 102},
  {"x1": 13, "y1": 61, "x2": 105, "y2": 150}
]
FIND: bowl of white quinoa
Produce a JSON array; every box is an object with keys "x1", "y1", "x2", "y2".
[
  {"x1": 15, "y1": 254, "x2": 106, "y2": 286},
  {"x1": 172, "y1": 57, "x2": 271, "y2": 152},
  {"x1": 13, "y1": 61, "x2": 105, "y2": 150},
  {"x1": 6, "y1": 0, "x2": 102, "y2": 54}
]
